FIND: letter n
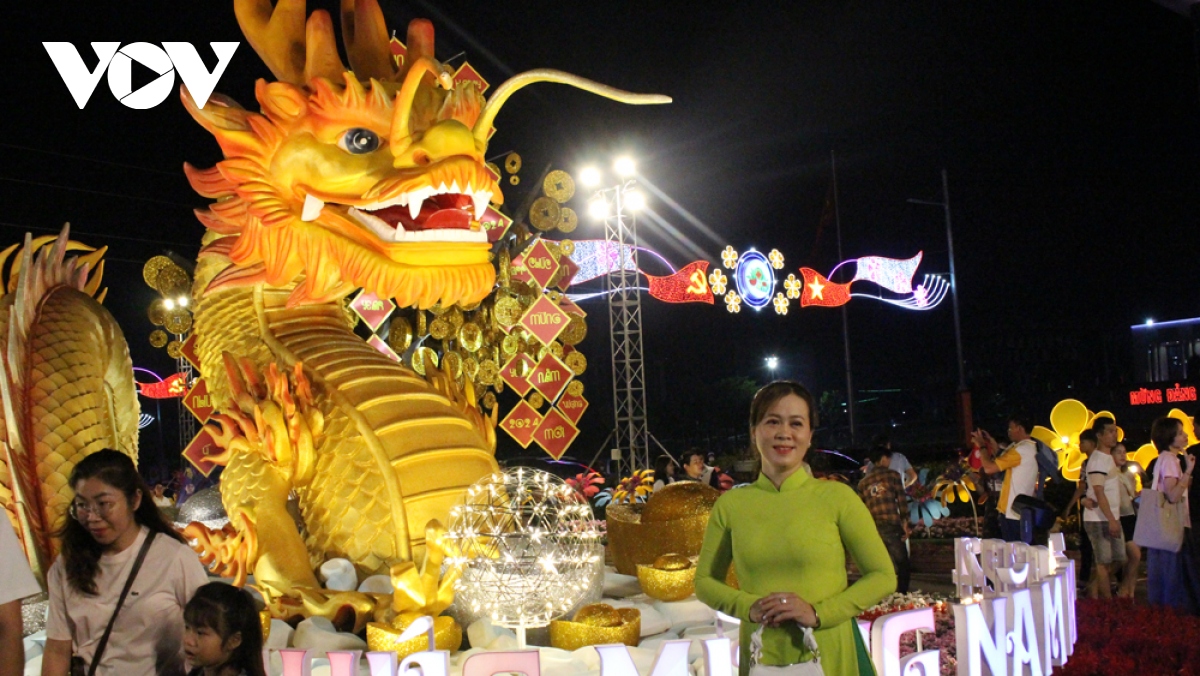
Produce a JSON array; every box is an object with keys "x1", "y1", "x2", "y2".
[{"x1": 953, "y1": 598, "x2": 1008, "y2": 676}]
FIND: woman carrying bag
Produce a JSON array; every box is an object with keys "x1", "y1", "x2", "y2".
[
  {"x1": 40, "y1": 450, "x2": 209, "y2": 676},
  {"x1": 1136, "y1": 417, "x2": 1195, "y2": 613}
]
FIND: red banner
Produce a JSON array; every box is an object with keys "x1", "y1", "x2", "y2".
[
  {"x1": 138, "y1": 372, "x2": 188, "y2": 399},
  {"x1": 646, "y1": 261, "x2": 714, "y2": 304},
  {"x1": 799, "y1": 268, "x2": 852, "y2": 308}
]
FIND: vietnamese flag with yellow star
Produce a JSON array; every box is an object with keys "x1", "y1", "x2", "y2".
[{"x1": 798, "y1": 268, "x2": 852, "y2": 307}]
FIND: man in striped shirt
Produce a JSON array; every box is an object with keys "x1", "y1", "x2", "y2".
[{"x1": 858, "y1": 446, "x2": 911, "y2": 592}]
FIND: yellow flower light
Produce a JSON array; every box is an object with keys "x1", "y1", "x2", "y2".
[
  {"x1": 768, "y1": 249, "x2": 785, "y2": 270},
  {"x1": 772, "y1": 293, "x2": 789, "y2": 315},
  {"x1": 721, "y1": 246, "x2": 740, "y2": 269},
  {"x1": 784, "y1": 273, "x2": 802, "y2": 299},
  {"x1": 708, "y1": 269, "x2": 728, "y2": 296}
]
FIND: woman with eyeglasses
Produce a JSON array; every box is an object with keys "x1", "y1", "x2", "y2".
[{"x1": 41, "y1": 450, "x2": 208, "y2": 676}]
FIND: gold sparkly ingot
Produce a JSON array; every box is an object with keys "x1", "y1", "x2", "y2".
[
  {"x1": 543, "y1": 170, "x2": 576, "y2": 203},
  {"x1": 148, "y1": 299, "x2": 166, "y2": 326},
  {"x1": 149, "y1": 330, "x2": 168, "y2": 348},
  {"x1": 566, "y1": 381, "x2": 584, "y2": 397},
  {"x1": 529, "y1": 197, "x2": 562, "y2": 232},
  {"x1": 166, "y1": 340, "x2": 183, "y2": 358},
  {"x1": 560, "y1": 239, "x2": 575, "y2": 256},
  {"x1": 165, "y1": 310, "x2": 192, "y2": 335},
  {"x1": 387, "y1": 317, "x2": 414, "y2": 354},
  {"x1": 429, "y1": 318, "x2": 453, "y2": 341},
  {"x1": 143, "y1": 255, "x2": 173, "y2": 289},
  {"x1": 550, "y1": 604, "x2": 640, "y2": 652},
  {"x1": 637, "y1": 559, "x2": 697, "y2": 602},
  {"x1": 458, "y1": 322, "x2": 483, "y2": 352},
  {"x1": 501, "y1": 334, "x2": 519, "y2": 355},
  {"x1": 494, "y1": 296, "x2": 523, "y2": 326},
  {"x1": 527, "y1": 392, "x2": 544, "y2": 409},
  {"x1": 558, "y1": 208, "x2": 578, "y2": 234},
  {"x1": 606, "y1": 482, "x2": 721, "y2": 575},
  {"x1": 505, "y1": 152, "x2": 522, "y2": 174},
  {"x1": 367, "y1": 613, "x2": 462, "y2": 661},
  {"x1": 565, "y1": 352, "x2": 587, "y2": 375},
  {"x1": 410, "y1": 346, "x2": 439, "y2": 375},
  {"x1": 442, "y1": 351, "x2": 463, "y2": 379},
  {"x1": 560, "y1": 315, "x2": 587, "y2": 345}
]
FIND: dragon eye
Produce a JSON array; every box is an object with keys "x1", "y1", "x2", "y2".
[{"x1": 340, "y1": 128, "x2": 380, "y2": 154}]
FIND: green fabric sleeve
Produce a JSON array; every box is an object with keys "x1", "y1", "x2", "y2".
[
  {"x1": 695, "y1": 499, "x2": 762, "y2": 623},
  {"x1": 813, "y1": 487, "x2": 897, "y2": 627}
]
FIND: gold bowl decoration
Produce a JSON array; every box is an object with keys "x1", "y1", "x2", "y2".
[
  {"x1": 607, "y1": 482, "x2": 720, "y2": 575},
  {"x1": 366, "y1": 612, "x2": 462, "y2": 660},
  {"x1": 549, "y1": 603, "x2": 641, "y2": 651},
  {"x1": 637, "y1": 553, "x2": 697, "y2": 602}
]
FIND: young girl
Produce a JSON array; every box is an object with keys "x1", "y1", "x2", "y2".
[{"x1": 183, "y1": 583, "x2": 267, "y2": 676}]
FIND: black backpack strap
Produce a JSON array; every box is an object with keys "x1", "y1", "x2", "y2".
[{"x1": 87, "y1": 531, "x2": 156, "y2": 676}]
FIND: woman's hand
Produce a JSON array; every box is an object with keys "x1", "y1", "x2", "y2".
[{"x1": 750, "y1": 592, "x2": 818, "y2": 628}]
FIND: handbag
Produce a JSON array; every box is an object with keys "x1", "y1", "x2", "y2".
[
  {"x1": 748, "y1": 624, "x2": 825, "y2": 676},
  {"x1": 1133, "y1": 460, "x2": 1185, "y2": 553},
  {"x1": 70, "y1": 531, "x2": 157, "y2": 676}
]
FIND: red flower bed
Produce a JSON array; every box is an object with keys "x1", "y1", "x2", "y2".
[{"x1": 1056, "y1": 599, "x2": 1200, "y2": 675}]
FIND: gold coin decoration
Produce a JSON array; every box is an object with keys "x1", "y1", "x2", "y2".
[
  {"x1": 416, "y1": 310, "x2": 427, "y2": 337},
  {"x1": 142, "y1": 256, "x2": 173, "y2": 289},
  {"x1": 148, "y1": 300, "x2": 166, "y2": 326},
  {"x1": 559, "y1": 239, "x2": 575, "y2": 256},
  {"x1": 558, "y1": 207, "x2": 578, "y2": 233},
  {"x1": 530, "y1": 197, "x2": 562, "y2": 232},
  {"x1": 411, "y1": 346, "x2": 439, "y2": 375},
  {"x1": 149, "y1": 330, "x2": 168, "y2": 348},
  {"x1": 538, "y1": 341, "x2": 564, "y2": 359},
  {"x1": 501, "y1": 334, "x2": 519, "y2": 355},
  {"x1": 482, "y1": 392, "x2": 497, "y2": 410},
  {"x1": 445, "y1": 307, "x2": 464, "y2": 330},
  {"x1": 527, "y1": 392, "x2": 545, "y2": 409},
  {"x1": 458, "y1": 322, "x2": 483, "y2": 352},
  {"x1": 509, "y1": 175, "x2": 520, "y2": 185},
  {"x1": 155, "y1": 265, "x2": 190, "y2": 295},
  {"x1": 427, "y1": 303, "x2": 448, "y2": 316},
  {"x1": 387, "y1": 317, "x2": 413, "y2": 354},
  {"x1": 543, "y1": 170, "x2": 576, "y2": 203},
  {"x1": 463, "y1": 356, "x2": 480, "y2": 379},
  {"x1": 478, "y1": 359, "x2": 499, "y2": 385},
  {"x1": 504, "y1": 153, "x2": 522, "y2": 174},
  {"x1": 567, "y1": 380, "x2": 584, "y2": 397},
  {"x1": 494, "y1": 296, "x2": 523, "y2": 326},
  {"x1": 565, "y1": 351, "x2": 587, "y2": 375},
  {"x1": 429, "y1": 318, "x2": 453, "y2": 341},
  {"x1": 166, "y1": 340, "x2": 183, "y2": 358},
  {"x1": 165, "y1": 310, "x2": 192, "y2": 335},
  {"x1": 560, "y1": 315, "x2": 587, "y2": 345},
  {"x1": 443, "y1": 351, "x2": 463, "y2": 379}
]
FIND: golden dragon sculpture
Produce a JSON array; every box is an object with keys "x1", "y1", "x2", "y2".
[{"x1": 180, "y1": 0, "x2": 669, "y2": 629}]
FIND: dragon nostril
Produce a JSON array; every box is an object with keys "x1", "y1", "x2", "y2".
[{"x1": 414, "y1": 150, "x2": 432, "y2": 166}]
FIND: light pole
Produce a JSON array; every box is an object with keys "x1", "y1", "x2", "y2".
[
  {"x1": 907, "y1": 169, "x2": 970, "y2": 445},
  {"x1": 583, "y1": 157, "x2": 651, "y2": 477}
]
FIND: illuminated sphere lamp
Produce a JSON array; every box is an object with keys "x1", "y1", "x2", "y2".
[
  {"x1": 446, "y1": 468, "x2": 602, "y2": 647},
  {"x1": 733, "y1": 250, "x2": 775, "y2": 310}
]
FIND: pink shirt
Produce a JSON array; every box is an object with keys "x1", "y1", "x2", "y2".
[
  {"x1": 46, "y1": 526, "x2": 208, "y2": 675},
  {"x1": 1153, "y1": 452, "x2": 1192, "y2": 529}
]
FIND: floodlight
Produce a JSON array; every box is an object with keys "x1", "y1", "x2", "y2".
[
  {"x1": 613, "y1": 156, "x2": 635, "y2": 177},
  {"x1": 579, "y1": 166, "x2": 602, "y2": 188}
]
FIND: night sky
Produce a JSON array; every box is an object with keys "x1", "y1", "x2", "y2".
[{"x1": 3, "y1": 1, "x2": 1199, "y2": 462}]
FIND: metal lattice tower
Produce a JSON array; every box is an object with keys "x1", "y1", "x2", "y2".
[
  {"x1": 176, "y1": 351, "x2": 197, "y2": 451},
  {"x1": 603, "y1": 182, "x2": 650, "y2": 476}
]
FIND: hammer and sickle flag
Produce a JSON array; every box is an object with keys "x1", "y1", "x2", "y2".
[
  {"x1": 646, "y1": 261, "x2": 714, "y2": 304},
  {"x1": 799, "y1": 267, "x2": 852, "y2": 307}
]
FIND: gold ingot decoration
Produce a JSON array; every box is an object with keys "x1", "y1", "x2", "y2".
[
  {"x1": 368, "y1": 614, "x2": 462, "y2": 661},
  {"x1": 148, "y1": 299, "x2": 167, "y2": 326},
  {"x1": 527, "y1": 392, "x2": 545, "y2": 409},
  {"x1": 494, "y1": 296, "x2": 523, "y2": 327},
  {"x1": 410, "y1": 346, "x2": 438, "y2": 375},
  {"x1": 429, "y1": 318, "x2": 453, "y2": 341},
  {"x1": 505, "y1": 152, "x2": 522, "y2": 174},
  {"x1": 442, "y1": 351, "x2": 463, "y2": 379},
  {"x1": 530, "y1": 197, "x2": 562, "y2": 232},
  {"x1": 463, "y1": 356, "x2": 479, "y2": 380},
  {"x1": 543, "y1": 170, "x2": 576, "y2": 203},
  {"x1": 549, "y1": 603, "x2": 640, "y2": 652},
  {"x1": 501, "y1": 334, "x2": 519, "y2": 355},
  {"x1": 387, "y1": 317, "x2": 414, "y2": 354},
  {"x1": 558, "y1": 208, "x2": 578, "y2": 234},
  {"x1": 560, "y1": 239, "x2": 575, "y2": 256},
  {"x1": 560, "y1": 315, "x2": 587, "y2": 345},
  {"x1": 165, "y1": 310, "x2": 193, "y2": 335},
  {"x1": 637, "y1": 554, "x2": 697, "y2": 602},
  {"x1": 565, "y1": 351, "x2": 587, "y2": 375},
  {"x1": 566, "y1": 381, "x2": 584, "y2": 397},
  {"x1": 458, "y1": 322, "x2": 483, "y2": 352},
  {"x1": 143, "y1": 255, "x2": 173, "y2": 289},
  {"x1": 155, "y1": 265, "x2": 190, "y2": 296},
  {"x1": 149, "y1": 330, "x2": 168, "y2": 348},
  {"x1": 166, "y1": 340, "x2": 183, "y2": 359},
  {"x1": 606, "y1": 482, "x2": 720, "y2": 575}
]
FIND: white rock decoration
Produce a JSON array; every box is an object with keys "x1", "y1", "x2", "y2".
[
  {"x1": 292, "y1": 616, "x2": 367, "y2": 656},
  {"x1": 319, "y1": 558, "x2": 358, "y2": 592},
  {"x1": 357, "y1": 574, "x2": 393, "y2": 594}
]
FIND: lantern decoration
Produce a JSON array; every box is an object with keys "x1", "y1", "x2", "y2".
[{"x1": 445, "y1": 469, "x2": 602, "y2": 646}]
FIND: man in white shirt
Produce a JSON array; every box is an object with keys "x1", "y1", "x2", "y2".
[
  {"x1": 973, "y1": 413, "x2": 1039, "y2": 544},
  {"x1": 1082, "y1": 416, "x2": 1125, "y2": 599},
  {"x1": 1, "y1": 516, "x2": 41, "y2": 676}
]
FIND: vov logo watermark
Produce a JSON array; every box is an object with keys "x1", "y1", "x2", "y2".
[{"x1": 43, "y1": 42, "x2": 239, "y2": 110}]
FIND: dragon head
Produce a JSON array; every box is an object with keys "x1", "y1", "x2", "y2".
[{"x1": 187, "y1": 0, "x2": 669, "y2": 309}]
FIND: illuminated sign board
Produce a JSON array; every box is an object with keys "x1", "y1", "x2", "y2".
[{"x1": 1129, "y1": 382, "x2": 1197, "y2": 406}]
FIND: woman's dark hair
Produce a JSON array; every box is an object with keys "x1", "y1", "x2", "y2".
[
  {"x1": 184, "y1": 583, "x2": 267, "y2": 676},
  {"x1": 1151, "y1": 417, "x2": 1183, "y2": 452},
  {"x1": 749, "y1": 380, "x2": 819, "y2": 431},
  {"x1": 653, "y1": 455, "x2": 676, "y2": 480},
  {"x1": 57, "y1": 449, "x2": 186, "y2": 595}
]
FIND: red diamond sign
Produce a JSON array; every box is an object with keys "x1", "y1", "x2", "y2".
[
  {"x1": 558, "y1": 294, "x2": 586, "y2": 317},
  {"x1": 183, "y1": 428, "x2": 223, "y2": 477},
  {"x1": 556, "y1": 256, "x2": 580, "y2": 291},
  {"x1": 499, "y1": 353, "x2": 534, "y2": 396},
  {"x1": 389, "y1": 36, "x2": 407, "y2": 68},
  {"x1": 518, "y1": 295, "x2": 571, "y2": 346},
  {"x1": 534, "y1": 407, "x2": 580, "y2": 460},
  {"x1": 367, "y1": 335, "x2": 401, "y2": 362},
  {"x1": 183, "y1": 378, "x2": 215, "y2": 423},
  {"x1": 557, "y1": 391, "x2": 589, "y2": 425},
  {"x1": 500, "y1": 400, "x2": 543, "y2": 448},
  {"x1": 528, "y1": 352, "x2": 572, "y2": 403},
  {"x1": 453, "y1": 61, "x2": 490, "y2": 93},
  {"x1": 481, "y1": 207, "x2": 513, "y2": 243},
  {"x1": 350, "y1": 290, "x2": 396, "y2": 332},
  {"x1": 510, "y1": 253, "x2": 533, "y2": 285},
  {"x1": 523, "y1": 240, "x2": 560, "y2": 290},
  {"x1": 181, "y1": 333, "x2": 201, "y2": 371}
]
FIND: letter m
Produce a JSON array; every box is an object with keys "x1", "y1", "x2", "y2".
[{"x1": 43, "y1": 42, "x2": 120, "y2": 109}]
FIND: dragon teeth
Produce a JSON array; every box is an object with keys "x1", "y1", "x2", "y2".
[
  {"x1": 408, "y1": 199, "x2": 423, "y2": 222},
  {"x1": 472, "y1": 191, "x2": 490, "y2": 220},
  {"x1": 301, "y1": 193, "x2": 325, "y2": 222}
]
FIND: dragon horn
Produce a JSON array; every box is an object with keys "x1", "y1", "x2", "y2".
[
  {"x1": 339, "y1": 0, "x2": 395, "y2": 81},
  {"x1": 472, "y1": 69, "x2": 671, "y2": 146},
  {"x1": 234, "y1": 0, "x2": 308, "y2": 85}
]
